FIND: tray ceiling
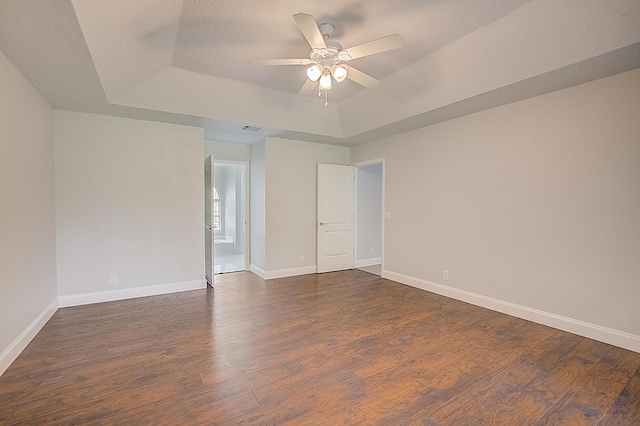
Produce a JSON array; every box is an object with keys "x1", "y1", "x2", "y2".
[{"x1": 1, "y1": 0, "x2": 639, "y2": 145}]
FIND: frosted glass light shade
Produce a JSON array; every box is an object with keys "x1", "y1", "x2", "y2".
[
  {"x1": 319, "y1": 73, "x2": 332, "y2": 90},
  {"x1": 331, "y1": 65, "x2": 348, "y2": 82},
  {"x1": 306, "y1": 65, "x2": 323, "y2": 82}
]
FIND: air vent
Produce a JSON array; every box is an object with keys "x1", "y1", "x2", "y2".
[{"x1": 240, "y1": 125, "x2": 262, "y2": 132}]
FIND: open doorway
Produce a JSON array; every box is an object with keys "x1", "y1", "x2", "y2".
[
  {"x1": 354, "y1": 160, "x2": 384, "y2": 277},
  {"x1": 213, "y1": 161, "x2": 248, "y2": 274}
]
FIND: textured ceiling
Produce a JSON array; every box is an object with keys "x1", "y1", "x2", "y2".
[{"x1": 1, "y1": 0, "x2": 640, "y2": 145}]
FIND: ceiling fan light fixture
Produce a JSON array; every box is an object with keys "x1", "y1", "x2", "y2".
[
  {"x1": 306, "y1": 64, "x2": 323, "y2": 82},
  {"x1": 319, "y1": 72, "x2": 332, "y2": 90},
  {"x1": 251, "y1": 13, "x2": 403, "y2": 102},
  {"x1": 330, "y1": 65, "x2": 348, "y2": 83}
]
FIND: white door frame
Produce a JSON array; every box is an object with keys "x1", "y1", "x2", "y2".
[
  {"x1": 213, "y1": 159, "x2": 250, "y2": 271},
  {"x1": 352, "y1": 158, "x2": 385, "y2": 277},
  {"x1": 204, "y1": 156, "x2": 215, "y2": 286}
]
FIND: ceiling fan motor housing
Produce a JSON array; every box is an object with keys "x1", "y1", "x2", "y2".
[{"x1": 310, "y1": 40, "x2": 344, "y2": 69}]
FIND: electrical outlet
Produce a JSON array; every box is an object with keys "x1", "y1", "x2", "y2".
[
  {"x1": 299, "y1": 255, "x2": 305, "y2": 263},
  {"x1": 108, "y1": 274, "x2": 117, "y2": 284},
  {"x1": 442, "y1": 270, "x2": 449, "y2": 281},
  {"x1": 370, "y1": 248, "x2": 374, "y2": 255}
]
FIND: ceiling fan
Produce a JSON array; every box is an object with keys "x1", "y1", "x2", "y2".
[{"x1": 250, "y1": 13, "x2": 403, "y2": 105}]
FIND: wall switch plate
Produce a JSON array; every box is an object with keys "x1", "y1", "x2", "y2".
[
  {"x1": 384, "y1": 212, "x2": 391, "y2": 220},
  {"x1": 108, "y1": 274, "x2": 117, "y2": 284},
  {"x1": 299, "y1": 255, "x2": 305, "y2": 263},
  {"x1": 442, "y1": 270, "x2": 449, "y2": 281},
  {"x1": 370, "y1": 248, "x2": 374, "y2": 255}
]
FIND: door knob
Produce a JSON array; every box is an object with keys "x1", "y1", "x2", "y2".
[{"x1": 319, "y1": 222, "x2": 327, "y2": 225}]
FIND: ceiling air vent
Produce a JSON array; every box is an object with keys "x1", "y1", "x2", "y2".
[{"x1": 240, "y1": 125, "x2": 262, "y2": 132}]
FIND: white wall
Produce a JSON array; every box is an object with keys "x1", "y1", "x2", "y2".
[
  {"x1": 265, "y1": 137, "x2": 350, "y2": 274},
  {"x1": 54, "y1": 111, "x2": 205, "y2": 305},
  {"x1": 356, "y1": 163, "x2": 382, "y2": 265},
  {"x1": 204, "y1": 139, "x2": 250, "y2": 162},
  {"x1": 0, "y1": 51, "x2": 58, "y2": 375},
  {"x1": 351, "y1": 68, "x2": 640, "y2": 350},
  {"x1": 250, "y1": 140, "x2": 266, "y2": 272}
]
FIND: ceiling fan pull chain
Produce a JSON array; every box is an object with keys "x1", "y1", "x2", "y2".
[{"x1": 325, "y1": 89, "x2": 328, "y2": 107}]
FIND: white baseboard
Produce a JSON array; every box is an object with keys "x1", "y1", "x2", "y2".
[
  {"x1": 250, "y1": 264, "x2": 317, "y2": 280},
  {"x1": 355, "y1": 258, "x2": 382, "y2": 268},
  {"x1": 249, "y1": 264, "x2": 266, "y2": 279},
  {"x1": 265, "y1": 265, "x2": 317, "y2": 280},
  {"x1": 58, "y1": 279, "x2": 207, "y2": 308},
  {"x1": 0, "y1": 298, "x2": 58, "y2": 377},
  {"x1": 384, "y1": 270, "x2": 640, "y2": 353}
]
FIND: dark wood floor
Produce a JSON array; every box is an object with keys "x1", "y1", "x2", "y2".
[{"x1": 1, "y1": 270, "x2": 639, "y2": 425}]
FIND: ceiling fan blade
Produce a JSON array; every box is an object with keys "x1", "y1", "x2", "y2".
[
  {"x1": 346, "y1": 66, "x2": 380, "y2": 89},
  {"x1": 298, "y1": 79, "x2": 317, "y2": 95},
  {"x1": 293, "y1": 13, "x2": 326, "y2": 50},
  {"x1": 340, "y1": 34, "x2": 404, "y2": 60},
  {"x1": 250, "y1": 58, "x2": 312, "y2": 66}
]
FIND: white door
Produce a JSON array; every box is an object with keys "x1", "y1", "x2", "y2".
[
  {"x1": 204, "y1": 156, "x2": 215, "y2": 286},
  {"x1": 317, "y1": 163, "x2": 355, "y2": 273}
]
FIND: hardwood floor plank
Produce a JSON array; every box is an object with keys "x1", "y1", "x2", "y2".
[
  {"x1": 1, "y1": 270, "x2": 639, "y2": 424},
  {"x1": 537, "y1": 346, "x2": 640, "y2": 425},
  {"x1": 599, "y1": 365, "x2": 640, "y2": 425},
  {"x1": 423, "y1": 331, "x2": 580, "y2": 424},
  {"x1": 339, "y1": 327, "x2": 539, "y2": 424}
]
